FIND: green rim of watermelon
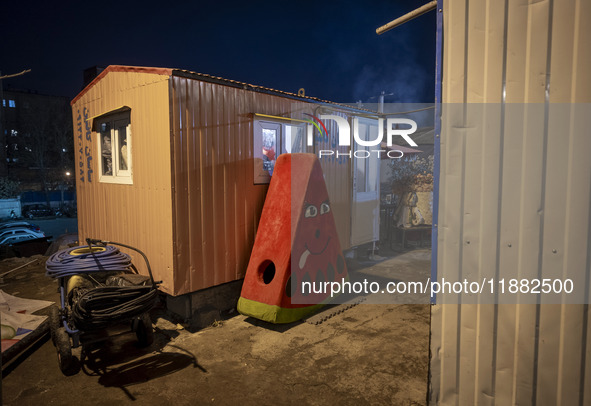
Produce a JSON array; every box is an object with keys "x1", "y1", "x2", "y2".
[{"x1": 237, "y1": 297, "x2": 325, "y2": 324}]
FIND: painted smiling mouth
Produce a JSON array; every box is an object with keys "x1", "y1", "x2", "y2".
[{"x1": 298, "y1": 237, "x2": 331, "y2": 269}]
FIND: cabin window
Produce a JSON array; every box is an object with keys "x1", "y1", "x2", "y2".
[
  {"x1": 282, "y1": 124, "x2": 306, "y2": 155},
  {"x1": 253, "y1": 118, "x2": 307, "y2": 184},
  {"x1": 96, "y1": 110, "x2": 132, "y2": 184}
]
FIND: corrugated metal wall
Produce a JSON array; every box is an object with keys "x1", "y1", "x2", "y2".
[
  {"x1": 169, "y1": 77, "x2": 354, "y2": 295},
  {"x1": 431, "y1": 0, "x2": 591, "y2": 404},
  {"x1": 72, "y1": 70, "x2": 176, "y2": 294}
]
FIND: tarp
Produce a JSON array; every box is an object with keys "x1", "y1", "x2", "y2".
[{"x1": 0, "y1": 290, "x2": 53, "y2": 353}]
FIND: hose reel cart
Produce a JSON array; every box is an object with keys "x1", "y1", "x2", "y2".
[{"x1": 45, "y1": 239, "x2": 160, "y2": 375}]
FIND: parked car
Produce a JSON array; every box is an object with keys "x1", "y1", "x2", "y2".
[
  {"x1": 22, "y1": 204, "x2": 58, "y2": 219},
  {"x1": 0, "y1": 227, "x2": 45, "y2": 245},
  {"x1": 0, "y1": 221, "x2": 42, "y2": 232}
]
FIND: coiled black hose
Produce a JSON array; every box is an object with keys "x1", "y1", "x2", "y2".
[{"x1": 71, "y1": 286, "x2": 158, "y2": 330}]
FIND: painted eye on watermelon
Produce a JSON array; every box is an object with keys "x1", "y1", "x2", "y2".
[
  {"x1": 304, "y1": 204, "x2": 318, "y2": 218},
  {"x1": 320, "y1": 201, "x2": 330, "y2": 214}
]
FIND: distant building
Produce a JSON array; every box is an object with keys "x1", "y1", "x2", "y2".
[{"x1": 0, "y1": 89, "x2": 73, "y2": 191}]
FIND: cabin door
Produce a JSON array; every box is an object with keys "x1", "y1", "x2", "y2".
[{"x1": 350, "y1": 119, "x2": 380, "y2": 246}]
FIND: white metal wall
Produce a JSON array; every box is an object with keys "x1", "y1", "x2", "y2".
[{"x1": 431, "y1": 0, "x2": 591, "y2": 404}]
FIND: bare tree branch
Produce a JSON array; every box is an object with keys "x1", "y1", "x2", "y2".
[{"x1": 0, "y1": 69, "x2": 31, "y2": 80}]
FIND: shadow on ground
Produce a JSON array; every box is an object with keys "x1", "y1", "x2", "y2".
[{"x1": 73, "y1": 309, "x2": 208, "y2": 400}]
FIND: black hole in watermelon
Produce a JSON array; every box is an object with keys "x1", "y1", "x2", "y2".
[
  {"x1": 259, "y1": 261, "x2": 276, "y2": 284},
  {"x1": 337, "y1": 255, "x2": 345, "y2": 274},
  {"x1": 285, "y1": 276, "x2": 292, "y2": 297}
]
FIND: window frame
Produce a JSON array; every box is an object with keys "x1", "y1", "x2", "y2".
[
  {"x1": 253, "y1": 117, "x2": 309, "y2": 184},
  {"x1": 95, "y1": 110, "x2": 133, "y2": 185}
]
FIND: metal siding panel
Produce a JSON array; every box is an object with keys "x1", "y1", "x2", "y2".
[
  {"x1": 203, "y1": 82, "x2": 216, "y2": 289},
  {"x1": 466, "y1": 0, "x2": 486, "y2": 103},
  {"x1": 212, "y1": 86, "x2": 226, "y2": 286},
  {"x1": 511, "y1": 2, "x2": 552, "y2": 402},
  {"x1": 511, "y1": 305, "x2": 538, "y2": 405},
  {"x1": 481, "y1": 0, "x2": 506, "y2": 103},
  {"x1": 438, "y1": 106, "x2": 464, "y2": 292},
  {"x1": 503, "y1": 0, "x2": 528, "y2": 104},
  {"x1": 495, "y1": 101, "x2": 528, "y2": 406},
  {"x1": 472, "y1": 304, "x2": 496, "y2": 406},
  {"x1": 473, "y1": 105, "x2": 504, "y2": 406},
  {"x1": 440, "y1": 304, "x2": 460, "y2": 405},
  {"x1": 443, "y1": 0, "x2": 468, "y2": 103},
  {"x1": 435, "y1": 102, "x2": 463, "y2": 405},
  {"x1": 540, "y1": 2, "x2": 590, "y2": 404},
  {"x1": 548, "y1": 0, "x2": 576, "y2": 103},
  {"x1": 433, "y1": 0, "x2": 591, "y2": 404},
  {"x1": 559, "y1": 104, "x2": 591, "y2": 404},
  {"x1": 573, "y1": 0, "x2": 591, "y2": 102},
  {"x1": 535, "y1": 2, "x2": 568, "y2": 405},
  {"x1": 430, "y1": 305, "x2": 442, "y2": 404},
  {"x1": 457, "y1": 4, "x2": 491, "y2": 400},
  {"x1": 556, "y1": 305, "x2": 587, "y2": 405},
  {"x1": 458, "y1": 111, "x2": 485, "y2": 405},
  {"x1": 71, "y1": 70, "x2": 175, "y2": 294},
  {"x1": 222, "y1": 86, "x2": 238, "y2": 285},
  {"x1": 523, "y1": 0, "x2": 552, "y2": 102},
  {"x1": 495, "y1": 305, "x2": 518, "y2": 405},
  {"x1": 444, "y1": 3, "x2": 502, "y2": 403}
]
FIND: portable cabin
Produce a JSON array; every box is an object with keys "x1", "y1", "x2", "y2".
[{"x1": 70, "y1": 65, "x2": 382, "y2": 304}]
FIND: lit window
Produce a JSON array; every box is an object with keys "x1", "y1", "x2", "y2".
[
  {"x1": 95, "y1": 110, "x2": 132, "y2": 184},
  {"x1": 2, "y1": 100, "x2": 5, "y2": 107},
  {"x1": 8, "y1": 100, "x2": 15, "y2": 108},
  {"x1": 253, "y1": 118, "x2": 307, "y2": 184}
]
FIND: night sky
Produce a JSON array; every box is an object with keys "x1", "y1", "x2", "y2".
[{"x1": 3, "y1": 0, "x2": 436, "y2": 103}]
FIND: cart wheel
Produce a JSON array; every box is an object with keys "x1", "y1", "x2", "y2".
[
  {"x1": 48, "y1": 305, "x2": 61, "y2": 345},
  {"x1": 135, "y1": 313, "x2": 154, "y2": 347},
  {"x1": 55, "y1": 327, "x2": 79, "y2": 375}
]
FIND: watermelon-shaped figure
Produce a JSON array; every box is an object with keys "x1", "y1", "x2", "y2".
[{"x1": 238, "y1": 153, "x2": 348, "y2": 323}]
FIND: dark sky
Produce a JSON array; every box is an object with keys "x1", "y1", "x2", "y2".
[{"x1": 3, "y1": 0, "x2": 436, "y2": 103}]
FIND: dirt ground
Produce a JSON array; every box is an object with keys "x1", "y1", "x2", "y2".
[{"x1": 0, "y1": 250, "x2": 431, "y2": 406}]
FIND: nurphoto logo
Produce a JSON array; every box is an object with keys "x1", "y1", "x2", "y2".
[{"x1": 311, "y1": 115, "x2": 418, "y2": 160}]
